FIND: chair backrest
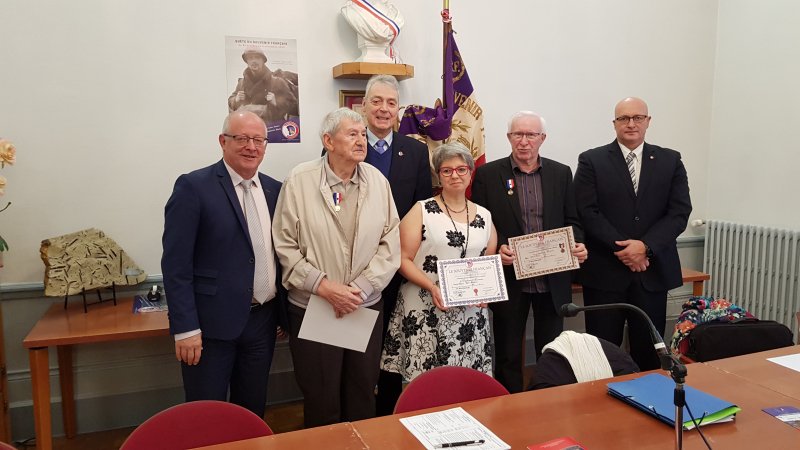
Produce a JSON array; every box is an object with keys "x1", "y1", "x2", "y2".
[
  {"x1": 531, "y1": 335, "x2": 639, "y2": 390},
  {"x1": 120, "y1": 400, "x2": 272, "y2": 450},
  {"x1": 0, "y1": 441, "x2": 16, "y2": 450},
  {"x1": 393, "y1": 366, "x2": 509, "y2": 414}
]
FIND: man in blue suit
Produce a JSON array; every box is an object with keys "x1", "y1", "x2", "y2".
[
  {"x1": 162, "y1": 110, "x2": 284, "y2": 417},
  {"x1": 361, "y1": 74, "x2": 433, "y2": 415},
  {"x1": 574, "y1": 97, "x2": 691, "y2": 370}
]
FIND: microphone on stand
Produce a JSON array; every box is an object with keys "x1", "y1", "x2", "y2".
[
  {"x1": 561, "y1": 302, "x2": 690, "y2": 450},
  {"x1": 559, "y1": 303, "x2": 671, "y2": 371}
]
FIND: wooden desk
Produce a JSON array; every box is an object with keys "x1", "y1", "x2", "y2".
[
  {"x1": 23, "y1": 298, "x2": 169, "y2": 450},
  {"x1": 196, "y1": 362, "x2": 799, "y2": 449},
  {"x1": 572, "y1": 267, "x2": 710, "y2": 295},
  {"x1": 196, "y1": 423, "x2": 367, "y2": 449},
  {"x1": 706, "y1": 346, "x2": 800, "y2": 400}
]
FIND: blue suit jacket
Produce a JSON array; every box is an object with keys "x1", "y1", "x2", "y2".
[
  {"x1": 162, "y1": 159, "x2": 284, "y2": 340},
  {"x1": 374, "y1": 132, "x2": 432, "y2": 218},
  {"x1": 574, "y1": 141, "x2": 692, "y2": 292}
]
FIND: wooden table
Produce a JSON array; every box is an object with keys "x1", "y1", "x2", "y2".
[
  {"x1": 706, "y1": 345, "x2": 800, "y2": 400},
  {"x1": 572, "y1": 267, "x2": 710, "y2": 295},
  {"x1": 23, "y1": 298, "x2": 169, "y2": 450},
  {"x1": 195, "y1": 362, "x2": 800, "y2": 449},
  {"x1": 196, "y1": 423, "x2": 367, "y2": 449}
]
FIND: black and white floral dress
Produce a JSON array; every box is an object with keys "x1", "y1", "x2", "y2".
[{"x1": 380, "y1": 198, "x2": 493, "y2": 381}]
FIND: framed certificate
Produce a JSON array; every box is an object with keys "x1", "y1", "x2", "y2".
[
  {"x1": 437, "y1": 254, "x2": 508, "y2": 307},
  {"x1": 508, "y1": 226, "x2": 580, "y2": 280}
]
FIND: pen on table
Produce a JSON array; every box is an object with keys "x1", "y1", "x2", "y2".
[{"x1": 434, "y1": 439, "x2": 485, "y2": 448}]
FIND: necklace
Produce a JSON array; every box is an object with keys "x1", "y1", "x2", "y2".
[{"x1": 440, "y1": 194, "x2": 470, "y2": 258}]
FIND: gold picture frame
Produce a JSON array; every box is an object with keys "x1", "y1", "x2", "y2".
[{"x1": 339, "y1": 90, "x2": 365, "y2": 114}]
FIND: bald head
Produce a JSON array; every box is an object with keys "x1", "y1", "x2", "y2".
[{"x1": 613, "y1": 97, "x2": 651, "y2": 150}]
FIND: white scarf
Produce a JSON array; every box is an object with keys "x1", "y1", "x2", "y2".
[{"x1": 542, "y1": 331, "x2": 614, "y2": 383}]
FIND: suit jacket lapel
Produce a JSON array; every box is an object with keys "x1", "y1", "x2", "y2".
[
  {"x1": 539, "y1": 158, "x2": 556, "y2": 229},
  {"x1": 387, "y1": 132, "x2": 404, "y2": 185},
  {"x1": 607, "y1": 142, "x2": 637, "y2": 199},
  {"x1": 498, "y1": 158, "x2": 525, "y2": 231},
  {"x1": 215, "y1": 161, "x2": 251, "y2": 241},
  {"x1": 258, "y1": 173, "x2": 277, "y2": 217},
  {"x1": 637, "y1": 143, "x2": 655, "y2": 198}
]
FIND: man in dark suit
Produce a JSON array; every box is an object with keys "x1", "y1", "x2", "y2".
[
  {"x1": 162, "y1": 110, "x2": 284, "y2": 417},
  {"x1": 363, "y1": 74, "x2": 433, "y2": 415},
  {"x1": 574, "y1": 97, "x2": 691, "y2": 370},
  {"x1": 472, "y1": 111, "x2": 587, "y2": 393}
]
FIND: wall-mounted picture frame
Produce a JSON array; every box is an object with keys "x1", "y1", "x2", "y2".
[{"x1": 339, "y1": 90, "x2": 365, "y2": 114}]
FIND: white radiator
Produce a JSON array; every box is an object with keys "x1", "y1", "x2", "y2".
[{"x1": 703, "y1": 220, "x2": 799, "y2": 338}]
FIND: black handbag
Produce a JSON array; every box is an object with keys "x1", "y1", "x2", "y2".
[{"x1": 685, "y1": 319, "x2": 794, "y2": 362}]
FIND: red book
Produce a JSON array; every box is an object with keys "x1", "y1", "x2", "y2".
[{"x1": 527, "y1": 436, "x2": 586, "y2": 450}]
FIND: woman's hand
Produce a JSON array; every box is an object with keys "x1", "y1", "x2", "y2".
[{"x1": 430, "y1": 285, "x2": 448, "y2": 312}]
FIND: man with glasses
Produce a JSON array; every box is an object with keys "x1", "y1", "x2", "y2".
[
  {"x1": 574, "y1": 97, "x2": 691, "y2": 370},
  {"x1": 162, "y1": 110, "x2": 284, "y2": 417},
  {"x1": 472, "y1": 111, "x2": 587, "y2": 393},
  {"x1": 359, "y1": 74, "x2": 432, "y2": 415}
]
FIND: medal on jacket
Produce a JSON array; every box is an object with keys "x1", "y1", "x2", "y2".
[
  {"x1": 506, "y1": 179, "x2": 515, "y2": 195},
  {"x1": 332, "y1": 192, "x2": 342, "y2": 211}
]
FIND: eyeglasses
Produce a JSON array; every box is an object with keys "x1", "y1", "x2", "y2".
[
  {"x1": 614, "y1": 115, "x2": 649, "y2": 124},
  {"x1": 439, "y1": 166, "x2": 471, "y2": 177},
  {"x1": 223, "y1": 134, "x2": 268, "y2": 147},
  {"x1": 508, "y1": 132, "x2": 544, "y2": 141}
]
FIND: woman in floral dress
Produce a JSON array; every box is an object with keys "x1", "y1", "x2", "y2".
[{"x1": 381, "y1": 143, "x2": 498, "y2": 382}]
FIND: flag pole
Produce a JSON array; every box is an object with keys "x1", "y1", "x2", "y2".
[{"x1": 442, "y1": 0, "x2": 452, "y2": 113}]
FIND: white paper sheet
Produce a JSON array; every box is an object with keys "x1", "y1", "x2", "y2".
[
  {"x1": 297, "y1": 294, "x2": 379, "y2": 352},
  {"x1": 767, "y1": 352, "x2": 800, "y2": 373},
  {"x1": 399, "y1": 407, "x2": 510, "y2": 450}
]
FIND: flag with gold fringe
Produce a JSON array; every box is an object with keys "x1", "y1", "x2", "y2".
[{"x1": 398, "y1": 7, "x2": 485, "y2": 193}]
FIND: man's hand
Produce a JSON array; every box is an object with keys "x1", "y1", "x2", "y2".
[
  {"x1": 175, "y1": 333, "x2": 203, "y2": 365},
  {"x1": 572, "y1": 243, "x2": 589, "y2": 263},
  {"x1": 614, "y1": 239, "x2": 649, "y2": 272},
  {"x1": 498, "y1": 244, "x2": 515, "y2": 265},
  {"x1": 318, "y1": 278, "x2": 362, "y2": 318}
]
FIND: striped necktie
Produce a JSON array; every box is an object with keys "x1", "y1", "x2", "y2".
[
  {"x1": 626, "y1": 151, "x2": 638, "y2": 194},
  {"x1": 241, "y1": 180, "x2": 270, "y2": 304}
]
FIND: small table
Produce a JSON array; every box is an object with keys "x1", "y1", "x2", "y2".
[
  {"x1": 572, "y1": 267, "x2": 710, "y2": 295},
  {"x1": 23, "y1": 298, "x2": 169, "y2": 450}
]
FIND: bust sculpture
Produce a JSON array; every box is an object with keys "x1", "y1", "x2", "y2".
[{"x1": 341, "y1": 0, "x2": 404, "y2": 63}]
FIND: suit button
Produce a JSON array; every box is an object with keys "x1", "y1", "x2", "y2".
[
  {"x1": 634, "y1": 216, "x2": 640, "y2": 221},
  {"x1": 249, "y1": 258, "x2": 255, "y2": 263},
  {"x1": 247, "y1": 288, "x2": 253, "y2": 293}
]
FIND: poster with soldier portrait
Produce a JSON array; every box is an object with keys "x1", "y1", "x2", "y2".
[{"x1": 225, "y1": 36, "x2": 300, "y2": 143}]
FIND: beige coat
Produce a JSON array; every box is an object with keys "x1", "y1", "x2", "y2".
[{"x1": 272, "y1": 157, "x2": 400, "y2": 308}]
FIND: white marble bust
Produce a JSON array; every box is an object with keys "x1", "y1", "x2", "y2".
[{"x1": 341, "y1": 0, "x2": 404, "y2": 63}]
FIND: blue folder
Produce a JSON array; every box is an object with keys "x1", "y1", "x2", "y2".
[{"x1": 607, "y1": 373, "x2": 741, "y2": 430}]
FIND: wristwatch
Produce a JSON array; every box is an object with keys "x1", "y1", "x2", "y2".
[{"x1": 644, "y1": 243, "x2": 654, "y2": 258}]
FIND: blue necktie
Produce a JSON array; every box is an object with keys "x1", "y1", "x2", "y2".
[{"x1": 375, "y1": 139, "x2": 388, "y2": 154}]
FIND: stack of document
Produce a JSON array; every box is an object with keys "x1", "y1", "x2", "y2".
[{"x1": 607, "y1": 373, "x2": 741, "y2": 430}]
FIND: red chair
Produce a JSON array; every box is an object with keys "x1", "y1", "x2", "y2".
[
  {"x1": 120, "y1": 400, "x2": 272, "y2": 450},
  {"x1": 0, "y1": 441, "x2": 15, "y2": 450},
  {"x1": 393, "y1": 366, "x2": 510, "y2": 414}
]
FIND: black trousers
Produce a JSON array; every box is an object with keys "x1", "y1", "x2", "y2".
[
  {"x1": 491, "y1": 291, "x2": 563, "y2": 393},
  {"x1": 288, "y1": 301, "x2": 383, "y2": 428},
  {"x1": 582, "y1": 281, "x2": 667, "y2": 371},
  {"x1": 181, "y1": 300, "x2": 278, "y2": 418},
  {"x1": 375, "y1": 275, "x2": 404, "y2": 416}
]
